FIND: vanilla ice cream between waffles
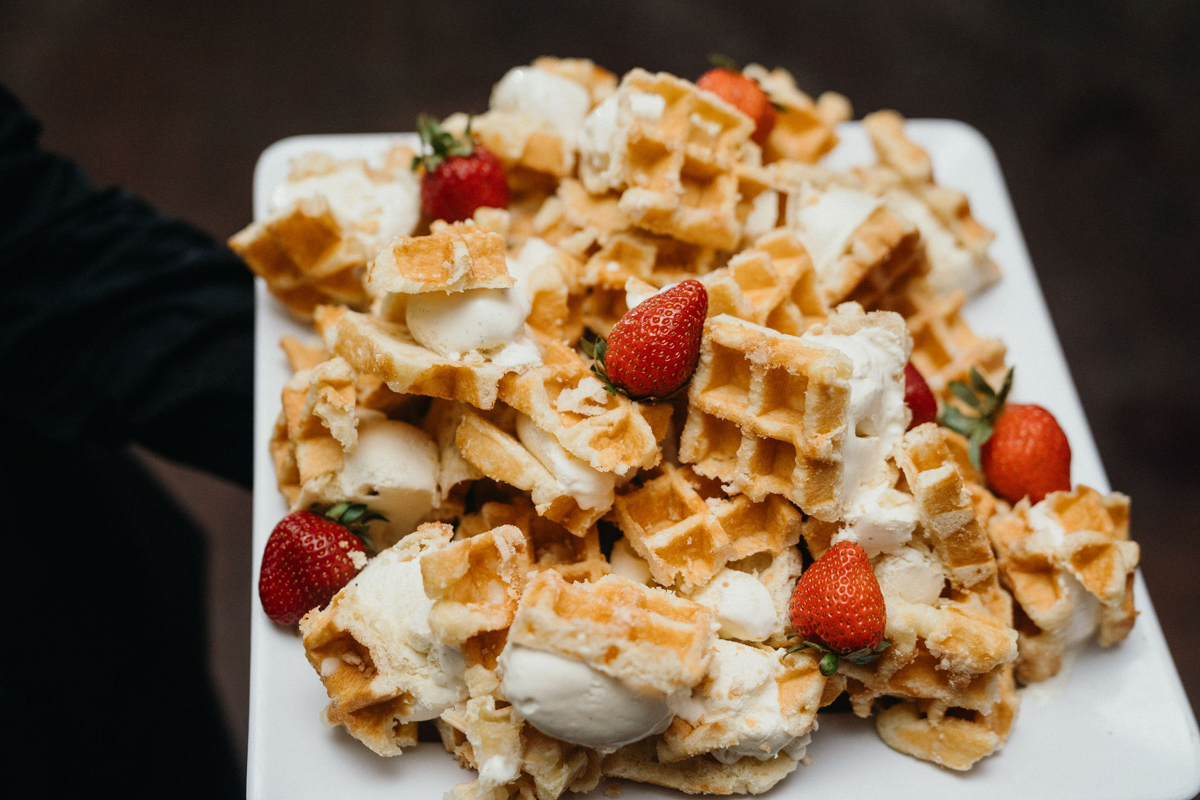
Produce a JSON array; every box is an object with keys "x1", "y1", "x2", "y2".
[
  {"x1": 690, "y1": 567, "x2": 778, "y2": 642},
  {"x1": 672, "y1": 640, "x2": 812, "y2": 764},
  {"x1": 499, "y1": 645, "x2": 673, "y2": 752},
  {"x1": 802, "y1": 318, "x2": 910, "y2": 529},
  {"x1": 515, "y1": 413, "x2": 615, "y2": 510}
]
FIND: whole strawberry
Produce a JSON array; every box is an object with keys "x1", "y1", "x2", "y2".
[
  {"x1": 696, "y1": 59, "x2": 777, "y2": 145},
  {"x1": 904, "y1": 361, "x2": 937, "y2": 430},
  {"x1": 939, "y1": 367, "x2": 1071, "y2": 504},
  {"x1": 584, "y1": 280, "x2": 708, "y2": 400},
  {"x1": 789, "y1": 540, "x2": 889, "y2": 676},
  {"x1": 413, "y1": 114, "x2": 509, "y2": 223},
  {"x1": 258, "y1": 503, "x2": 379, "y2": 626}
]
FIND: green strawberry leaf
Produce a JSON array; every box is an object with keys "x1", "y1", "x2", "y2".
[
  {"x1": 949, "y1": 380, "x2": 982, "y2": 410},
  {"x1": 818, "y1": 652, "x2": 840, "y2": 677}
]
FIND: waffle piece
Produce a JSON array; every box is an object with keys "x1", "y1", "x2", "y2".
[
  {"x1": 420, "y1": 523, "x2": 528, "y2": 646},
  {"x1": 230, "y1": 196, "x2": 369, "y2": 316},
  {"x1": 680, "y1": 308, "x2": 910, "y2": 522},
  {"x1": 579, "y1": 68, "x2": 755, "y2": 250},
  {"x1": 498, "y1": 343, "x2": 665, "y2": 476},
  {"x1": 268, "y1": 412, "x2": 302, "y2": 507},
  {"x1": 608, "y1": 464, "x2": 802, "y2": 589},
  {"x1": 532, "y1": 178, "x2": 631, "y2": 255},
  {"x1": 454, "y1": 408, "x2": 614, "y2": 537},
  {"x1": 988, "y1": 486, "x2": 1138, "y2": 683},
  {"x1": 367, "y1": 223, "x2": 512, "y2": 295},
  {"x1": 875, "y1": 283, "x2": 1007, "y2": 399},
  {"x1": 783, "y1": 182, "x2": 926, "y2": 308},
  {"x1": 601, "y1": 737, "x2": 799, "y2": 796},
  {"x1": 742, "y1": 64, "x2": 850, "y2": 164},
  {"x1": 839, "y1": 594, "x2": 1018, "y2": 720},
  {"x1": 298, "y1": 524, "x2": 466, "y2": 756},
  {"x1": 875, "y1": 661, "x2": 1019, "y2": 771},
  {"x1": 281, "y1": 355, "x2": 359, "y2": 449},
  {"x1": 532, "y1": 56, "x2": 618, "y2": 106},
  {"x1": 458, "y1": 497, "x2": 610, "y2": 583},
  {"x1": 861, "y1": 110, "x2": 1000, "y2": 298},
  {"x1": 894, "y1": 423, "x2": 998, "y2": 591},
  {"x1": 659, "y1": 642, "x2": 828, "y2": 764},
  {"x1": 316, "y1": 305, "x2": 528, "y2": 410},
  {"x1": 507, "y1": 571, "x2": 716, "y2": 695},
  {"x1": 700, "y1": 229, "x2": 822, "y2": 329}
]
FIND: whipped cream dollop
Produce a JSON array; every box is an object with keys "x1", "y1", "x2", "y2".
[
  {"x1": 405, "y1": 287, "x2": 533, "y2": 360},
  {"x1": 609, "y1": 537, "x2": 655, "y2": 585},
  {"x1": 801, "y1": 323, "x2": 909, "y2": 513},
  {"x1": 842, "y1": 485, "x2": 920, "y2": 556},
  {"x1": 580, "y1": 91, "x2": 667, "y2": 190},
  {"x1": 1026, "y1": 501, "x2": 1102, "y2": 646},
  {"x1": 789, "y1": 185, "x2": 882, "y2": 279},
  {"x1": 884, "y1": 189, "x2": 995, "y2": 297},
  {"x1": 872, "y1": 544, "x2": 945, "y2": 606},
  {"x1": 515, "y1": 413, "x2": 615, "y2": 510},
  {"x1": 690, "y1": 568, "x2": 778, "y2": 642},
  {"x1": 333, "y1": 416, "x2": 439, "y2": 545},
  {"x1": 490, "y1": 66, "x2": 592, "y2": 141},
  {"x1": 673, "y1": 640, "x2": 812, "y2": 764},
  {"x1": 333, "y1": 545, "x2": 466, "y2": 720},
  {"x1": 270, "y1": 162, "x2": 419, "y2": 250},
  {"x1": 499, "y1": 645, "x2": 673, "y2": 752}
]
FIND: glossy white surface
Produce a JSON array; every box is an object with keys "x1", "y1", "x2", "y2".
[{"x1": 248, "y1": 123, "x2": 1200, "y2": 799}]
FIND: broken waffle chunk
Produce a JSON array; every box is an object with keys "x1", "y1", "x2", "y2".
[
  {"x1": 507, "y1": 571, "x2": 716, "y2": 695},
  {"x1": 298, "y1": 524, "x2": 466, "y2": 756}
]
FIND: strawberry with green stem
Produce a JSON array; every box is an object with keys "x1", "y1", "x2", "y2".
[
  {"x1": 697, "y1": 54, "x2": 781, "y2": 146},
  {"x1": 412, "y1": 114, "x2": 509, "y2": 223},
  {"x1": 939, "y1": 366, "x2": 1071, "y2": 504},
  {"x1": 581, "y1": 280, "x2": 708, "y2": 401},
  {"x1": 258, "y1": 502, "x2": 386, "y2": 626},
  {"x1": 788, "y1": 541, "x2": 889, "y2": 676}
]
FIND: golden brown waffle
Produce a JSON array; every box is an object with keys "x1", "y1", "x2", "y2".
[
  {"x1": 839, "y1": 594, "x2": 1018, "y2": 721},
  {"x1": 281, "y1": 355, "x2": 358, "y2": 450},
  {"x1": 608, "y1": 464, "x2": 802, "y2": 589},
  {"x1": 458, "y1": 497, "x2": 610, "y2": 583},
  {"x1": 874, "y1": 661, "x2": 1019, "y2": 771},
  {"x1": 579, "y1": 68, "x2": 754, "y2": 250},
  {"x1": 988, "y1": 486, "x2": 1138, "y2": 683},
  {"x1": 742, "y1": 64, "x2": 850, "y2": 164},
  {"x1": 782, "y1": 183, "x2": 927, "y2": 308},
  {"x1": 658, "y1": 644, "x2": 831, "y2": 764},
  {"x1": 454, "y1": 408, "x2": 614, "y2": 536},
  {"x1": 700, "y1": 229, "x2": 824, "y2": 330},
  {"x1": 532, "y1": 56, "x2": 618, "y2": 106},
  {"x1": 601, "y1": 737, "x2": 800, "y2": 796},
  {"x1": 874, "y1": 283, "x2": 1007, "y2": 400},
  {"x1": 367, "y1": 223, "x2": 513, "y2": 295},
  {"x1": 532, "y1": 178, "x2": 631, "y2": 256},
  {"x1": 420, "y1": 523, "x2": 529, "y2": 647},
  {"x1": 230, "y1": 196, "x2": 369, "y2": 316},
  {"x1": 894, "y1": 423, "x2": 998, "y2": 591},
  {"x1": 498, "y1": 343, "x2": 666, "y2": 476},
  {"x1": 860, "y1": 110, "x2": 1000, "y2": 297},
  {"x1": 680, "y1": 306, "x2": 908, "y2": 522},
  {"x1": 507, "y1": 570, "x2": 716, "y2": 695},
  {"x1": 316, "y1": 305, "x2": 526, "y2": 410},
  {"x1": 298, "y1": 524, "x2": 465, "y2": 756}
]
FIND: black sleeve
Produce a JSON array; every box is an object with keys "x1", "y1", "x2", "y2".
[{"x1": 0, "y1": 84, "x2": 255, "y2": 488}]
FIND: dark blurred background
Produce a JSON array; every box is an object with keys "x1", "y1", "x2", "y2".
[{"x1": 2, "y1": 0, "x2": 1197, "y2": 783}]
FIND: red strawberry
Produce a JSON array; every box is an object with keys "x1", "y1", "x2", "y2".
[
  {"x1": 982, "y1": 405, "x2": 1072, "y2": 504},
  {"x1": 413, "y1": 115, "x2": 509, "y2": 223},
  {"x1": 696, "y1": 66, "x2": 777, "y2": 146},
  {"x1": 939, "y1": 367, "x2": 1071, "y2": 504},
  {"x1": 585, "y1": 280, "x2": 708, "y2": 400},
  {"x1": 258, "y1": 503, "x2": 378, "y2": 625},
  {"x1": 788, "y1": 541, "x2": 888, "y2": 676},
  {"x1": 904, "y1": 361, "x2": 937, "y2": 430}
]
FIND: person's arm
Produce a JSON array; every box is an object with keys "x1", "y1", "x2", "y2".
[{"x1": 0, "y1": 84, "x2": 255, "y2": 488}]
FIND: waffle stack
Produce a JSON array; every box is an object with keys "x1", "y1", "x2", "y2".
[{"x1": 239, "y1": 57, "x2": 1142, "y2": 797}]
